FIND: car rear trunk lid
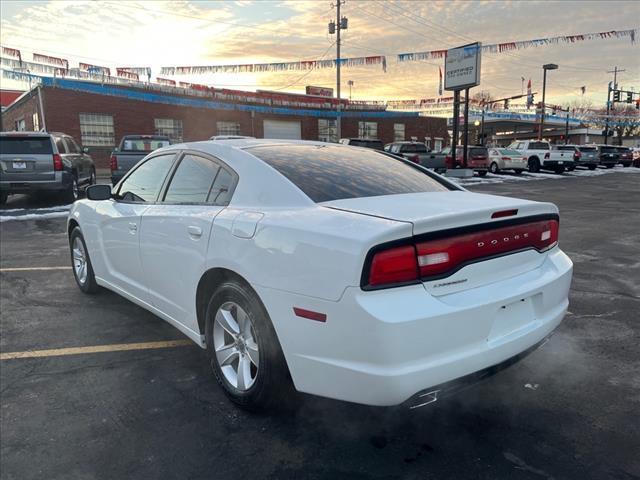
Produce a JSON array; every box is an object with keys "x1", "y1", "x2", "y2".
[{"x1": 0, "y1": 136, "x2": 56, "y2": 181}]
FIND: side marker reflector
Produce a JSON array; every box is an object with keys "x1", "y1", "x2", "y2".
[{"x1": 293, "y1": 307, "x2": 327, "y2": 323}]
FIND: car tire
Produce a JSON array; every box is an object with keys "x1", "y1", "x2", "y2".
[
  {"x1": 69, "y1": 227, "x2": 100, "y2": 294},
  {"x1": 555, "y1": 166, "x2": 565, "y2": 174},
  {"x1": 528, "y1": 157, "x2": 540, "y2": 173},
  {"x1": 205, "y1": 280, "x2": 293, "y2": 411},
  {"x1": 477, "y1": 170, "x2": 487, "y2": 177},
  {"x1": 0, "y1": 192, "x2": 8, "y2": 205},
  {"x1": 62, "y1": 175, "x2": 79, "y2": 204},
  {"x1": 489, "y1": 162, "x2": 499, "y2": 174},
  {"x1": 89, "y1": 168, "x2": 97, "y2": 185},
  {"x1": 588, "y1": 165, "x2": 597, "y2": 170},
  {"x1": 623, "y1": 162, "x2": 631, "y2": 168},
  {"x1": 567, "y1": 165, "x2": 576, "y2": 172},
  {"x1": 513, "y1": 169, "x2": 523, "y2": 175}
]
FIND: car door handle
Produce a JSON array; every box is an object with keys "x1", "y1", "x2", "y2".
[
  {"x1": 128, "y1": 222, "x2": 137, "y2": 234},
  {"x1": 188, "y1": 226, "x2": 202, "y2": 238}
]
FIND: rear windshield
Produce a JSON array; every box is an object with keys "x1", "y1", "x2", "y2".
[
  {"x1": 528, "y1": 142, "x2": 550, "y2": 150},
  {"x1": 121, "y1": 137, "x2": 170, "y2": 151},
  {"x1": 469, "y1": 147, "x2": 487, "y2": 156},
  {"x1": 578, "y1": 147, "x2": 597, "y2": 152},
  {"x1": 249, "y1": 144, "x2": 449, "y2": 203},
  {"x1": 0, "y1": 136, "x2": 53, "y2": 154},
  {"x1": 402, "y1": 144, "x2": 428, "y2": 153},
  {"x1": 555, "y1": 145, "x2": 575, "y2": 151},
  {"x1": 600, "y1": 146, "x2": 618, "y2": 153},
  {"x1": 349, "y1": 140, "x2": 383, "y2": 150}
]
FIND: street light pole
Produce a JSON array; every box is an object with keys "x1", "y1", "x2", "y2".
[{"x1": 538, "y1": 63, "x2": 558, "y2": 141}]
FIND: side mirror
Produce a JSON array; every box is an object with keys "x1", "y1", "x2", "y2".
[
  {"x1": 86, "y1": 184, "x2": 112, "y2": 201},
  {"x1": 82, "y1": 146, "x2": 90, "y2": 154}
]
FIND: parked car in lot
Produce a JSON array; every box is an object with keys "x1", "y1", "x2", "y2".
[
  {"x1": 443, "y1": 145, "x2": 489, "y2": 176},
  {"x1": 616, "y1": 146, "x2": 633, "y2": 167},
  {"x1": 487, "y1": 148, "x2": 527, "y2": 174},
  {"x1": 69, "y1": 139, "x2": 572, "y2": 410},
  {"x1": 595, "y1": 145, "x2": 620, "y2": 168},
  {"x1": 553, "y1": 145, "x2": 599, "y2": 170},
  {"x1": 339, "y1": 138, "x2": 384, "y2": 150},
  {"x1": 385, "y1": 141, "x2": 447, "y2": 173},
  {"x1": 508, "y1": 140, "x2": 573, "y2": 173},
  {"x1": 633, "y1": 147, "x2": 640, "y2": 168},
  {"x1": 0, "y1": 131, "x2": 95, "y2": 204},
  {"x1": 110, "y1": 135, "x2": 171, "y2": 185}
]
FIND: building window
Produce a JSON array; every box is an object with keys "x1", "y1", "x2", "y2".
[
  {"x1": 358, "y1": 121, "x2": 378, "y2": 139},
  {"x1": 217, "y1": 121, "x2": 241, "y2": 136},
  {"x1": 393, "y1": 123, "x2": 405, "y2": 142},
  {"x1": 32, "y1": 113, "x2": 40, "y2": 132},
  {"x1": 155, "y1": 118, "x2": 183, "y2": 143},
  {"x1": 318, "y1": 118, "x2": 337, "y2": 143},
  {"x1": 434, "y1": 138, "x2": 443, "y2": 151},
  {"x1": 79, "y1": 113, "x2": 115, "y2": 147},
  {"x1": 15, "y1": 118, "x2": 26, "y2": 131},
  {"x1": 425, "y1": 137, "x2": 432, "y2": 150}
]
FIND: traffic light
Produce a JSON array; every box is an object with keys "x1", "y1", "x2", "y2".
[
  {"x1": 613, "y1": 90, "x2": 620, "y2": 102},
  {"x1": 627, "y1": 92, "x2": 633, "y2": 104}
]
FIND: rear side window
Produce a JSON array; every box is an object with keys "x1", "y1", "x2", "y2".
[
  {"x1": 209, "y1": 168, "x2": 234, "y2": 205},
  {"x1": 163, "y1": 154, "x2": 221, "y2": 204},
  {"x1": 249, "y1": 144, "x2": 449, "y2": 203},
  {"x1": 117, "y1": 153, "x2": 175, "y2": 202},
  {"x1": 0, "y1": 136, "x2": 53, "y2": 154},
  {"x1": 54, "y1": 137, "x2": 67, "y2": 154},
  {"x1": 469, "y1": 148, "x2": 487, "y2": 156}
]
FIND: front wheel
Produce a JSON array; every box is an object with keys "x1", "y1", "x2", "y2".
[
  {"x1": 513, "y1": 169, "x2": 523, "y2": 175},
  {"x1": 588, "y1": 165, "x2": 597, "y2": 170},
  {"x1": 70, "y1": 227, "x2": 100, "y2": 293},
  {"x1": 205, "y1": 281, "x2": 293, "y2": 411},
  {"x1": 0, "y1": 192, "x2": 8, "y2": 205},
  {"x1": 489, "y1": 162, "x2": 499, "y2": 174},
  {"x1": 477, "y1": 170, "x2": 487, "y2": 177},
  {"x1": 555, "y1": 166, "x2": 565, "y2": 174}
]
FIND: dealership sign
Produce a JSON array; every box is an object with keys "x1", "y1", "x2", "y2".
[
  {"x1": 306, "y1": 86, "x2": 334, "y2": 97},
  {"x1": 444, "y1": 42, "x2": 481, "y2": 91}
]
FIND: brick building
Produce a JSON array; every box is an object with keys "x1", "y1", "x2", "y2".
[{"x1": 1, "y1": 77, "x2": 449, "y2": 169}]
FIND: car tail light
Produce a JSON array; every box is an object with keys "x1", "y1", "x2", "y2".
[
  {"x1": 368, "y1": 245, "x2": 419, "y2": 287},
  {"x1": 110, "y1": 154, "x2": 118, "y2": 171},
  {"x1": 363, "y1": 217, "x2": 559, "y2": 289},
  {"x1": 409, "y1": 154, "x2": 420, "y2": 164},
  {"x1": 574, "y1": 151, "x2": 582, "y2": 161},
  {"x1": 501, "y1": 156, "x2": 510, "y2": 161},
  {"x1": 53, "y1": 154, "x2": 63, "y2": 171},
  {"x1": 544, "y1": 152, "x2": 550, "y2": 159}
]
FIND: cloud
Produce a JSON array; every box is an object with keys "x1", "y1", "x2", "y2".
[{"x1": 0, "y1": 0, "x2": 638, "y2": 104}]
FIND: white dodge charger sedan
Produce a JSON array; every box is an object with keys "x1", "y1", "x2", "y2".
[{"x1": 68, "y1": 139, "x2": 573, "y2": 409}]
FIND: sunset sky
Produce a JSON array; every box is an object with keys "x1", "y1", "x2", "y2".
[{"x1": 1, "y1": 0, "x2": 638, "y2": 107}]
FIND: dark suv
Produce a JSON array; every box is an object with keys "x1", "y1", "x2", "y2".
[
  {"x1": 616, "y1": 147, "x2": 633, "y2": 167},
  {"x1": 0, "y1": 131, "x2": 95, "y2": 204},
  {"x1": 595, "y1": 145, "x2": 620, "y2": 168}
]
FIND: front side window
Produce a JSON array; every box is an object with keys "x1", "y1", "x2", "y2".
[
  {"x1": 393, "y1": 123, "x2": 405, "y2": 142},
  {"x1": 65, "y1": 137, "x2": 80, "y2": 154},
  {"x1": 164, "y1": 154, "x2": 221, "y2": 204},
  {"x1": 249, "y1": 144, "x2": 449, "y2": 203},
  {"x1": 358, "y1": 121, "x2": 378, "y2": 139},
  {"x1": 318, "y1": 118, "x2": 337, "y2": 143},
  {"x1": 154, "y1": 118, "x2": 183, "y2": 143},
  {"x1": 79, "y1": 113, "x2": 115, "y2": 147},
  {"x1": 217, "y1": 121, "x2": 241, "y2": 136},
  {"x1": 117, "y1": 153, "x2": 175, "y2": 203}
]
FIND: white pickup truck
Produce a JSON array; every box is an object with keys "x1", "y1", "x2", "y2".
[{"x1": 508, "y1": 140, "x2": 574, "y2": 173}]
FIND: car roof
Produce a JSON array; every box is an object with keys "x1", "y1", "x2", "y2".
[{"x1": 1, "y1": 131, "x2": 53, "y2": 137}]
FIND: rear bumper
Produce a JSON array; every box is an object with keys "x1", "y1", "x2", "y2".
[
  {"x1": 0, "y1": 171, "x2": 73, "y2": 194},
  {"x1": 257, "y1": 247, "x2": 573, "y2": 406},
  {"x1": 542, "y1": 160, "x2": 574, "y2": 169}
]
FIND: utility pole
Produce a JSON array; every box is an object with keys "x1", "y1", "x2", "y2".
[
  {"x1": 605, "y1": 66, "x2": 625, "y2": 146},
  {"x1": 462, "y1": 87, "x2": 470, "y2": 168},
  {"x1": 329, "y1": 1, "x2": 347, "y2": 141}
]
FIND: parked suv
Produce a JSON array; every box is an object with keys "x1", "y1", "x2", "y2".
[
  {"x1": 339, "y1": 138, "x2": 384, "y2": 150},
  {"x1": 595, "y1": 145, "x2": 620, "y2": 168},
  {"x1": 384, "y1": 141, "x2": 446, "y2": 173},
  {"x1": 554, "y1": 145, "x2": 599, "y2": 170},
  {"x1": 0, "y1": 132, "x2": 95, "y2": 204},
  {"x1": 444, "y1": 145, "x2": 489, "y2": 176},
  {"x1": 616, "y1": 146, "x2": 633, "y2": 167}
]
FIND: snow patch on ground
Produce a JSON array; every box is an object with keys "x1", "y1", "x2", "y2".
[{"x1": 0, "y1": 211, "x2": 70, "y2": 223}]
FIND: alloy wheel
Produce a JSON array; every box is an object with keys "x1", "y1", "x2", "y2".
[
  {"x1": 72, "y1": 237, "x2": 87, "y2": 285},
  {"x1": 213, "y1": 301, "x2": 259, "y2": 391}
]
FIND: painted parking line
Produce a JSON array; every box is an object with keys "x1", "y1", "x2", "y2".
[
  {"x1": 0, "y1": 266, "x2": 72, "y2": 272},
  {"x1": 0, "y1": 340, "x2": 194, "y2": 361}
]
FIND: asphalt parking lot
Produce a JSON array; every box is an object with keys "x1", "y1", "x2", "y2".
[{"x1": 1, "y1": 169, "x2": 639, "y2": 480}]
